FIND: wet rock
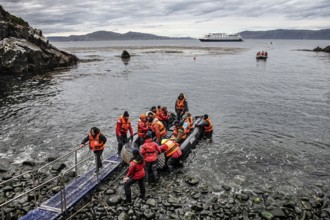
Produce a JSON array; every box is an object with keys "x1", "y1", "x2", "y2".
[
  {"x1": 270, "y1": 208, "x2": 286, "y2": 218},
  {"x1": 0, "y1": 164, "x2": 8, "y2": 173},
  {"x1": 143, "y1": 209, "x2": 155, "y2": 219},
  {"x1": 222, "y1": 184, "x2": 232, "y2": 191},
  {"x1": 107, "y1": 195, "x2": 122, "y2": 206},
  {"x1": 51, "y1": 162, "x2": 66, "y2": 172},
  {"x1": 183, "y1": 211, "x2": 196, "y2": 220},
  {"x1": 121, "y1": 50, "x2": 131, "y2": 59},
  {"x1": 22, "y1": 161, "x2": 36, "y2": 166},
  {"x1": 236, "y1": 193, "x2": 249, "y2": 202},
  {"x1": 146, "y1": 198, "x2": 156, "y2": 206},
  {"x1": 260, "y1": 211, "x2": 274, "y2": 220},
  {"x1": 185, "y1": 175, "x2": 199, "y2": 186},
  {"x1": 118, "y1": 211, "x2": 129, "y2": 220}
]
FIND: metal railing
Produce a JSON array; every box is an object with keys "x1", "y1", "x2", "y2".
[{"x1": 0, "y1": 146, "x2": 98, "y2": 220}]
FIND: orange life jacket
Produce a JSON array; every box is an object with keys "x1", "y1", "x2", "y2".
[
  {"x1": 137, "y1": 119, "x2": 148, "y2": 137},
  {"x1": 204, "y1": 118, "x2": 213, "y2": 133},
  {"x1": 162, "y1": 139, "x2": 179, "y2": 157},
  {"x1": 119, "y1": 115, "x2": 131, "y2": 133},
  {"x1": 88, "y1": 132, "x2": 105, "y2": 151},
  {"x1": 152, "y1": 120, "x2": 166, "y2": 137},
  {"x1": 173, "y1": 126, "x2": 186, "y2": 139},
  {"x1": 176, "y1": 98, "x2": 185, "y2": 110}
]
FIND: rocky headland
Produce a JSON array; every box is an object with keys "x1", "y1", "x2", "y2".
[
  {"x1": 0, "y1": 6, "x2": 78, "y2": 75},
  {"x1": 313, "y1": 46, "x2": 330, "y2": 53}
]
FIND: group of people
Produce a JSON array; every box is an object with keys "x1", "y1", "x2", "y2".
[
  {"x1": 80, "y1": 93, "x2": 213, "y2": 203},
  {"x1": 256, "y1": 51, "x2": 268, "y2": 56}
]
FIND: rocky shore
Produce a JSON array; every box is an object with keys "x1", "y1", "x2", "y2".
[
  {"x1": 0, "y1": 6, "x2": 78, "y2": 75},
  {"x1": 313, "y1": 46, "x2": 330, "y2": 53},
  {"x1": 1, "y1": 152, "x2": 329, "y2": 220}
]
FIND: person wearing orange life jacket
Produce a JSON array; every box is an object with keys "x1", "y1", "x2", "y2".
[
  {"x1": 116, "y1": 111, "x2": 133, "y2": 156},
  {"x1": 140, "y1": 133, "x2": 161, "y2": 183},
  {"x1": 160, "y1": 139, "x2": 182, "y2": 173},
  {"x1": 149, "y1": 115, "x2": 167, "y2": 145},
  {"x1": 175, "y1": 93, "x2": 189, "y2": 121},
  {"x1": 196, "y1": 114, "x2": 213, "y2": 141},
  {"x1": 134, "y1": 114, "x2": 149, "y2": 148},
  {"x1": 185, "y1": 112, "x2": 194, "y2": 131},
  {"x1": 80, "y1": 127, "x2": 107, "y2": 173},
  {"x1": 172, "y1": 120, "x2": 187, "y2": 144},
  {"x1": 156, "y1": 106, "x2": 170, "y2": 129},
  {"x1": 123, "y1": 148, "x2": 146, "y2": 203}
]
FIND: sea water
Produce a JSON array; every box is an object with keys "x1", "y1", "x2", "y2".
[{"x1": 0, "y1": 39, "x2": 329, "y2": 195}]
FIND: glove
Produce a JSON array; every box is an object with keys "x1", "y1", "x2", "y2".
[
  {"x1": 80, "y1": 144, "x2": 84, "y2": 148},
  {"x1": 130, "y1": 136, "x2": 133, "y2": 142}
]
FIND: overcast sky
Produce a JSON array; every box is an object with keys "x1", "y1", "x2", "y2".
[{"x1": 1, "y1": 0, "x2": 330, "y2": 38}]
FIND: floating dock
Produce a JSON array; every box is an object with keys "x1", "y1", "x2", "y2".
[{"x1": 20, "y1": 155, "x2": 122, "y2": 220}]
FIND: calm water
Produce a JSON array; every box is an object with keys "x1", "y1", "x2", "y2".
[{"x1": 1, "y1": 39, "x2": 329, "y2": 195}]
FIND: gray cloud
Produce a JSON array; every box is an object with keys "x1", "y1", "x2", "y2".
[{"x1": 1, "y1": 0, "x2": 329, "y2": 37}]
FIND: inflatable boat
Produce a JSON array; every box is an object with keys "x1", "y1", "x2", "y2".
[{"x1": 121, "y1": 116, "x2": 204, "y2": 168}]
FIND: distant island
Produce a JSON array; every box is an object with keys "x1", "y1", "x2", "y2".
[
  {"x1": 47, "y1": 29, "x2": 330, "y2": 42},
  {"x1": 47, "y1": 31, "x2": 192, "y2": 42}
]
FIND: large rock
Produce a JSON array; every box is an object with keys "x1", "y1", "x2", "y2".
[
  {"x1": 0, "y1": 6, "x2": 78, "y2": 75},
  {"x1": 313, "y1": 46, "x2": 330, "y2": 53}
]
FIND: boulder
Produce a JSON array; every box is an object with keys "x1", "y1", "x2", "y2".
[
  {"x1": 0, "y1": 6, "x2": 78, "y2": 75},
  {"x1": 121, "y1": 50, "x2": 130, "y2": 59}
]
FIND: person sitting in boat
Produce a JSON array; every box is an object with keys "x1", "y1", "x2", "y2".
[
  {"x1": 80, "y1": 127, "x2": 107, "y2": 173},
  {"x1": 257, "y1": 51, "x2": 260, "y2": 56},
  {"x1": 265, "y1": 51, "x2": 268, "y2": 56},
  {"x1": 261, "y1": 51, "x2": 265, "y2": 56},
  {"x1": 186, "y1": 112, "x2": 194, "y2": 129},
  {"x1": 156, "y1": 106, "x2": 170, "y2": 130},
  {"x1": 134, "y1": 114, "x2": 149, "y2": 148},
  {"x1": 196, "y1": 114, "x2": 213, "y2": 141},
  {"x1": 150, "y1": 106, "x2": 158, "y2": 117},
  {"x1": 160, "y1": 139, "x2": 182, "y2": 173},
  {"x1": 139, "y1": 133, "x2": 161, "y2": 183},
  {"x1": 172, "y1": 120, "x2": 187, "y2": 144},
  {"x1": 123, "y1": 148, "x2": 146, "y2": 203},
  {"x1": 175, "y1": 93, "x2": 189, "y2": 121},
  {"x1": 115, "y1": 111, "x2": 134, "y2": 156},
  {"x1": 149, "y1": 114, "x2": 167, "y2": 145}
]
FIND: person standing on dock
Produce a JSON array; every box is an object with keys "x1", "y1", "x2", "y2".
[
  {"x1": 80, "y1": 127, "x2": 107, "y2": 173},
  {"x1": 116, "y1": 111, "x2": 133, "y2": 156},
  {"x1": 175, "y1": 93, "x2": 189, "y2": 121},
  {"x1": 123, "y1": 148, "x2": 146, "y2": 203}
]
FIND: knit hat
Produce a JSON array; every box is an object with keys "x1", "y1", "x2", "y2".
[
  {"x1": 203, "y1": 114, "x2": 208, "y2": 119},
  {"x1": 123, "y1": 111, "x2": 129, "y2": 117},
  {"x1": 132, "y1": 148, "x2": 139, "y2": 155}
]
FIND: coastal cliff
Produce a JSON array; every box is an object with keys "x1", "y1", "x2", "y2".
[{"x1": 0, "y1": 6, "x2": 78, "y2": 75}]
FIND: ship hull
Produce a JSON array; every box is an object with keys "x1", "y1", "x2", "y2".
[{"x1": 199, "y1": 39, "x2": 243, "y2": 42}]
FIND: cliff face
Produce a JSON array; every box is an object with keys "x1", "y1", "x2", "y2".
[{"x1": 0, "y1": 6, "x2": 78, "y2": 75}]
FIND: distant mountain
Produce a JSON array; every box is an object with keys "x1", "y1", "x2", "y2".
[
  {"x1": 47, "y1": 31, "x2": 192, "y2": 41},
  {"x1": 240, "y1": 29, "x2": 330, "y2": 40}
]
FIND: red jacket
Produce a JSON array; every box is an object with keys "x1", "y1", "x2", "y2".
[
  {"x1": 137, "y1": 119, "x2": 149, "y2": 138},
  {"x1": 127, "y1": 160, "x2": 145, "y2": 180},
  {"x1": 116, "y1": 116, "x2": 133, "y2": 136},
  {"x1": 140, "y1": 138, "x2": 161, "y2": 162}
]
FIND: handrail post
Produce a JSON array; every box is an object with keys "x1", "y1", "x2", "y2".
[
  {"x1": 2, "y1": 206, "x2": 4, "y2": 220},
  {"x1": 32, "y1": 172, "x2": 38, "y2": 208},
  {"x1": 62, "y1": 175, "x2": 67, "y2": 212},
  {"x1": 74, "y1": 149, "x2": 78, "y2": 178},
  {"x1": 59, "y1": 175, "x2": 64, "y2": 213}
]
